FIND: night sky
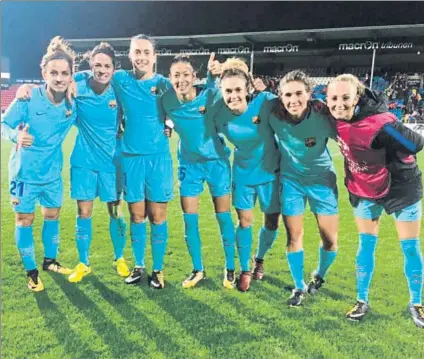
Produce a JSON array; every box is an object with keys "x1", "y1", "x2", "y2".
[{"x1": 2, "y1": 1, "x2": 424, "y2": 78}]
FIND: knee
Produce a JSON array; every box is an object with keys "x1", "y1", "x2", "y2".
[
  {"x1": 16, "y1": 214, "x2": 34, "y2": 227},
  {"x1": 286, "y1": 228, "x2": 304, "y2": 245},
  {"x1": 149, "y1": 213, "x2": 166, "y2": 225},
  {"x1": 239, "y1": 216, "x2": 253, "y2": 228},
  {"x1": 78, "y1": 208, "x2": 92, "y2": 219},
  {"x1": 130, "y1": 209, "x2": 146, "y2": 224},
  {"x1": 265, "y1": 215, "x2": 280, "y2": 231},
  {"x1": 321, "y1": 235, "x2": 338, "y2": 250},
  {"x1": 43, "y1": 212, "x2": 60, "y2": 220}
]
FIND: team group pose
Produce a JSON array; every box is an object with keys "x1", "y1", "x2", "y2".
[
  {"x1": 266, "y1": 70, "x2": 339, "y2": 306},
  {"x1": 161, "y1": 54, "x2": 237, "y2": 289},
  {"x1": 2, "y1": 37, "x2": 77, "y2": 291},
  {"x1": 2, "y1": 34, "x2": 423, "y2": 328},
  {"x1": 213, "y1": 58, "x2": 281, "y2": 292}
]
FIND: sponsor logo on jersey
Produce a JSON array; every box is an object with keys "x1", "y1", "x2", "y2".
[
  {"x1": 304, "y1": 137, "x2": 316, "y2": 147},
  {"x1": 198, "y1": 105, "x2": 206, "y2": 114},
  {"x1": 109, "y1": 100, "x2": 117, "y2": 109},
  {"x1": 252, "y1": 116, "x2": 261, "y2": 124},
  {"x1": 151, "y1": 86, "x2": 158, "y2": 95}
]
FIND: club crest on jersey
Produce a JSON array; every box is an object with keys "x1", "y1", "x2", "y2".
[
  {"x1": 305, "y1": 137, "x2": 316, "y2": 147},
  {"x1": 252, "y1": 116, "x2": 261, "y2": 124},
  {"x1": 151, "y1": 86, "x2": 158, "y2": 95},
  {"x1": 109, "y1": 100, "x2": 117, "y2": 109},
  {"x1": 198, "y1": 105, "x2": 206, "y2": 114},
  {"x1": 65, "y1": 109, "x2": 73, "y2": 118}
]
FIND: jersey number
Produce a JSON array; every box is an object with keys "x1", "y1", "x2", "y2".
[
  {"x1": 178, "y1": 168, "x2": 186, "y2": 181},
  {"x1": 10, "y1": 181, "x2": 24, "y2": 197}
]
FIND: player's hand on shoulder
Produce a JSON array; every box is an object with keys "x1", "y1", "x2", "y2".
[
  {"x1": 16, "y1": 84, "x2": 37, "y2": 100},
  {"x1": 17, "y1": 124, "x2": 34, "y2": 148},
  {"x1": 66, "y1": 81, "x2": 77, "y2": 104}
]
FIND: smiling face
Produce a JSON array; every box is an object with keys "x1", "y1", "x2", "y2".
[
  {"x1": 326, "y1": 81, "x2": 359, "y2": 121},
  {"x1": 42, "y1": 59, "x2": 72, "y2": 94},
  {"x1": 279, "y1": 80, "x2": 311, "y2": 119},
  {"x1": 221, "y1": 75, "x2": 248, "y2": 115},
  {"x1": 170, "y1": 61, "x2": 196, "y2": 97},
  {"x1": 91, "y1": 53, "x2": 114, "y2": 85},
  {"x1": 129, "y1": 39, "x2": 156, "y2": 77}
]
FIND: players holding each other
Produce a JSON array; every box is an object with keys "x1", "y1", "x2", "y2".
[
  {"x1": 213, "y1": 58, "x2": 281, "y2": 292},
  {"x1": 266, "y1": 70, "x2": 339, "y2": 306},
  {"x1": 160, "y1": 54, "x2": 237, "y2": 289},
  {"x1": 327, "y1": 74, "x2": 424, "y2": 328},
  {"x1": 1, "y1": 37, "x2": 77, "y2": 291},
  {"x1": 68, "y1": 42, "x2": 129, "y2": 282}
]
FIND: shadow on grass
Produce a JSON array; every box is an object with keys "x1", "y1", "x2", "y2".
[
  {"x1": 207, "y1": 279, "x2": 369, "y2": 357},
  {"x1": 35, "y1": 291, "x2": 98, "y2": 359},
  {"x1": 50, "y1": 274, "x2": 145, "y2": 358},
  {"x1": 261, "y1": 274, "x2": 293, "y2": 292},
  {"x1": 138, "y1": 280, "x2": 257, "y2": 348},
  {"x1": 88, "y1": 275, "x2": 195, "y2": 358}
]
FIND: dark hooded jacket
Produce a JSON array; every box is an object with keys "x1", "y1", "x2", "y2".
[{"x1": 346, "y1": 89, "x2": 424, "y2": 213}]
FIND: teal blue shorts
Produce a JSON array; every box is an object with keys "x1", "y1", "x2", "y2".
[
  {"x1": 71, "y1": 166, "x2": 121, "y2": 203},
  {"x1": 11, "y1": 177, "x2": 63, "y2": 213},
  {"x1": 232, "y1": 178, "x2": 280, "y2": 214},
  {"x1": 179, "y1": 158, "x2": 230, "y2": 198},
  {"x1": 280, "y1": 174, "x2": 338, "y2": 216},
  {"x1": 122, "y1": 153, "x2": 173, "y2": 203},
  {"x1": 354, "y1": 199, "x2": 422, "y2": 221}
]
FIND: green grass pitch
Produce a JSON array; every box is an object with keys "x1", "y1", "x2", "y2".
[{"x1": 1, "y1": 128, "x2": 424, "y2": 359}]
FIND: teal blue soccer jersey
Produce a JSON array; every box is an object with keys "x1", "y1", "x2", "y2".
[
  {"x1": 268, "y1": 100, "x2": 336, "y2": 179},
  {"x1": 213, "y1": 92, "x2": 280, "y2": 185},
  {"x1": 70, "y1": 77, "x2": 120, "y2": 172},
  {"x1": 1, "y1": 86, "x2": 76, "y2": 184},
  {"x1": 160, "y1": 86, "x2": 228, "y2": 163},
  {"x1": 111, "y1": 71, "x2": 172, "y2": 155}
]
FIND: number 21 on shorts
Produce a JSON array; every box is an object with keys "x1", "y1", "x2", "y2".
[{"x1": 10, "y1": 180, "x2": 25, "y2": 197}]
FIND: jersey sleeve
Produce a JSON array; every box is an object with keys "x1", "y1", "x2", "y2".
[
  {"x1": 1, "y1": 99, "x2": 28, "y2": 143},
  {"x1": 259, "y1": 92, "x2": 278, "y2": 120},
  {"x1": 159, "y1": 76, "x2": 173, "y2": 94},
  {"x1": 205, "y1": 72, "x2": 217, "y2": 90},
  {"x1": 372, "y1": 121, "x2": 424, "y2": 154},
  {"x1": 157, "y1": 95, "x2": 167, "y2": 124},
  {"x1": 207, "y1": 90, "x2": 226, "y2": 128},
  {"x1": 73, "y1": 70, "x2": 92, "y2": 82}
]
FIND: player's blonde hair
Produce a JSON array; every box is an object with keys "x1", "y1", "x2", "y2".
[
  {"x1": 40, "y1": 36, "x2": 75, "y2": 72},
  {"x1": 328, "y1": 74, "x2": 365, "y2": 96},
  {"x1": 220, "y1": 57, "x2": 251, "y2": 89}
]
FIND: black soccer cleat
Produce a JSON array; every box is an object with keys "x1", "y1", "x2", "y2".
[
  {"x1": 346, "y1": 301, "x2": 370, "y2": 322},
  {"x1": 287, "y1": 289, "x2": 305, "y2": 307},
  {"x1": 307, "y1": 272, "x2": 325, "y2": 295},
  {"x1": 409, "y1": 304, "x2": 424, "y2": 329},
  {"x1": 125, "y1": 267, "x2": 146, "y2": 285}
]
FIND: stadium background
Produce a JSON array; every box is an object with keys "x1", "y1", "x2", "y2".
[{"x1": 2, "y1": 23, "x2": 424, "y2": 359}]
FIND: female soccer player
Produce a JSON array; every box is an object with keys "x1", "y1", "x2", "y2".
[
  {"x1": 68, "y1": 34, "x2": 172, "y2": 288},
  {"x1": 266, "y1": 70, "x2": 339, "y2": 307},
  {"x1": 213, "y1": 58, "x2": 281, "y2": 292},
  {"x1": 326, "y1": 74, "x2": 424, "y2": 328},
  {"x1": 1, "y1": 36, "x2": 76, "y2": 291},
  {"x1": 67, "y1": 42, "x2": 129, "y2": 282},
  {"x1": 15, "y1": 43, "x2": 131, "y2": 283},
  {"x1": 160, "y1": 54, "x2": 236, "y2": 289}
]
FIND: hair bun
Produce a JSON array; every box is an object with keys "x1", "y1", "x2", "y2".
[{"x1": 221, "y1": 58, "x2": 249, "y2": 74}]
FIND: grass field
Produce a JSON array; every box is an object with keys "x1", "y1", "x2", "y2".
[{"x1": 1, "y1": 128, "x2": 424, "y2": 359}]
